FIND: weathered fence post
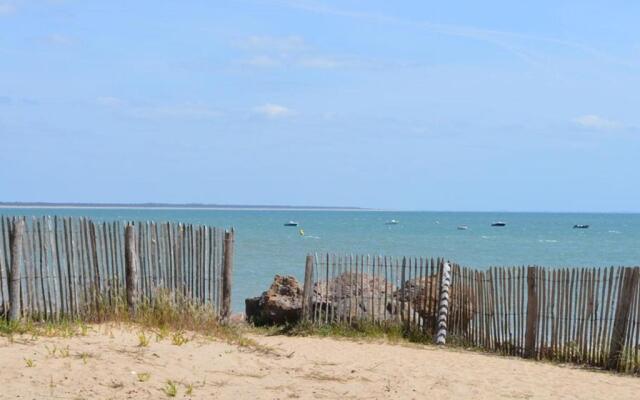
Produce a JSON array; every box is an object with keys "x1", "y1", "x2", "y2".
[
  {"x1": 607, "y1": 266, "x2": 640, "y2": 370},
  {"x1": 302, "y1": 254, "x2": 314, "y2": 322},
  {"x1": 524, "y1": 266, "x2": 539, "y2": 358},
  {"x1": 220, "y1": 229, "x2": 234, "y2": 323},
  {"x1": 400, "y1": 257, "x2": 407, "y2": 324},
  {"x1": 436, "y1": 261, "x2": 451, "y2": 345},
  {"x1": 8, "y1": 219, "x2": 25, "y2": 322},
  {"x1": 124, "y1": 223, "x2": 139, "y2": 317}
]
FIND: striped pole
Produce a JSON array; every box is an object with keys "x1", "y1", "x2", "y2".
[{"x1": 436, "y1": 261, "x2": 452, "y2": 345}]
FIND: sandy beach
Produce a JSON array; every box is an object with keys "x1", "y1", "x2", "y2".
[{"x1": 0, "y1": 324, "x2": 638, "y2": 399}]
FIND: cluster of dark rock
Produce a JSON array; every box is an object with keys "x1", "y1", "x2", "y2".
[
  {"x1": 245, "y1": 273, "x2": 474, "y2": 328},
  {"x1": 245, "y1": 275, "x2": 304, "y2": 325}
]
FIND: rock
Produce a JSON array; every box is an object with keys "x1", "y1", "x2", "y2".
[
  {"x1": 312, "y1": 272, "x2": 406, "y2": 322},
  {"x1": 245, "y1": 272, "x2": 473, "y2": 329},
  {"x1": 394, "y1": 275, "x2": 474, "y2": 331},
  {"x1": 245, "y1": 297, "x2": 261, "y2": 322},
  {"x1": 393, "y1": 275, "x2": 441, "y2": 330},
  {"x1": 245, "y1": 275, "x2": 303, "y2": 325},
  {"x1": 449, "y1": 285, "x2": 475, "y2": 330}
]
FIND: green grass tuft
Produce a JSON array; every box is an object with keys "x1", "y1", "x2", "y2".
[
  {"x1": 1, "y1": 290, "x2": 270, "y2": 355},
  {"x1": 268, "y1": 319, "x2": 432, "y2": 345},
  {"x1": 137, "y1": 331, "x2": 150, "y2": 347},
  {"x1": 163, "y1": 380, "x2": 178, "y2": 397},
  {"x1": 137, "y1": 372, "x2": 151, "y2": 382}
]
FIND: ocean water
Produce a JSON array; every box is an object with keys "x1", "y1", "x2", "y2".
[{"x1": 1, "y1": 208, "x2": 639, "y2": 311}]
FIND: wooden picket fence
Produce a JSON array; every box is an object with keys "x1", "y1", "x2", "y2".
[
  {"x1": 303, "y1": 253, "x2": 640, "y2": 373},
  {"x1": 301, "y1": 254, "x2": 446, "y2": 331},
  {"x1": 0, "y1": 216, "x2": 234, "y2": 322},
  {"x1": 449, "y1": 265, "x2": 640, "y2": 372}
]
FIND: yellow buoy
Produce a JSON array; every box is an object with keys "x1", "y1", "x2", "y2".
[{"x1": 299, "y1": 229, "x2": 305, "y2": 236}]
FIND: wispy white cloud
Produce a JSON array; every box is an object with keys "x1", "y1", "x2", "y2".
[
  {"x1": 574, "y1": 115, "x2": 622, "y2": 131},
  {"x1": 96, "y1": 96, "x2": 125, "y2": 107},
  {"x1": 0, "y1": 95, "x2": 38, "y2": 105},
  {"x1": 43, "y1": 33, "x2": 74, "y2": 46},
  {"x1": 254, "y1": 103, "x2": 295, "y2": 118},
  {"x1": 96, "y1": 96, "x2": 221, "y2": 120},
  {"x1": 0, "y1": 1, "x2": 16, "y2": 16},
  {"x1": 235, "y1": 35, "x2": 356, "y2": 70},
  {"x1": 243, "y1": 55, "x2": 282, "y2": 67},
  {"x1": 241, "y1": 53, "x2": 350, "y2": 69},
  {"x1": 134, "y1": 104, "x2": 221, "y2": 120},
  {"x1": 297, "y1": 56, "x2": 342, "y2": 69},
  {"x1": 264, "y1": 0, "x2": 632, "y2": 69},
  {"x1": 237, "y1": 35, "x2": 307, "y2": 52}
]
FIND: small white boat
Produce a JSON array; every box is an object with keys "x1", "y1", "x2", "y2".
[
  {"x1": 385, "y1": 219, "x2": 399, "y2": 225},
  {"x1": 284, "y1": 221, "x2": 298, "y2": 227},
  {"x1": 457, "y1": 225, "x2": 468, "y2": 230}
]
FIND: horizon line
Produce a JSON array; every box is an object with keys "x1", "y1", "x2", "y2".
[
  {"x1": 0, "y1": 201, "x2": 367, "y2": 211},
  {"x1": 0, "y1": 201, "x2": 638, "y2": 214}
]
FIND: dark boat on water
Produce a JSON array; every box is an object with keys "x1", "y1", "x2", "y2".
[
  {"x1": 491, "y1": 221, "x2": 506, "y2": 227},
  {"x1": 284, "y1": 221, "x2": 298, "y2": 227},
  {"x1": 573, "y1": 224, "x2": 589, "y2": 229}
]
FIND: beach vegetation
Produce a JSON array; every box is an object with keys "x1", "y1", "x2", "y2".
[
  {"x1": 137, "y1": 331, "x2": 150, "y2": 347},
  {"x1": 163, "y1": 380, "x2": 178, "y2": 397},
  {"x1": 0, "y1": 290, "x2": 267, "y2": 352},
  {"x1": 185, "y1": 383, "x2": 194, "y2": 396},
  {"x1": 155, "y1": 327, "x2": 170, "y2": 342},
  {"x1": 77, "y1": 351, "x2": 93, "y2": 364},
  {"x1": 0, "y1": 319, "x2": 88, "y2": 339},
  {"x1": 43, "y1": 344, "x2": 72, "y2": 358},
  {"x1": 171, "y1": 331, "x2": 188, "y2": 346},
  {"x1": 45, "y1": 344, "x2": 58, "y2": 357},
  {"x1": 269, "y1": 320, "x2": 428, "y2": 345},
  {"x1": 137, "y1": 372, "x2": 151, "y2": 382}
]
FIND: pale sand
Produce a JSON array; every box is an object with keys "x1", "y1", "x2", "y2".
[{"x1": 1, "y1": 325, "x2": 638, "y2": 399}]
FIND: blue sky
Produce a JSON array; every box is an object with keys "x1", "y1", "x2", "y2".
[{"x1": 1, "y1": 0, "x2": 639, "y2": 211}]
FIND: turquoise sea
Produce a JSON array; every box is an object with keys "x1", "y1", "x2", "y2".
[{"x1": 1, "y1": 208, "x2": 639, "y2": 311}]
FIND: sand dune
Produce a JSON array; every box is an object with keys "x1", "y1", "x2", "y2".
[{"x1": 0, "y1": 325, "x2": 638, "y2": 399}]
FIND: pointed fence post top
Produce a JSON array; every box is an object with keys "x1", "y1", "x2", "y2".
[
  {"x1": 220, "y1": 228, "x2": 235, "y2": 324},
  {"x1": 8, "y1": 218, "x2": 26, "y2": 321},
  {"x1": 302, "y1": 254, "x2": 315, "y2": 322}
]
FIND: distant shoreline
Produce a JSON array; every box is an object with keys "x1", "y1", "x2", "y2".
[
  {"x1": 1, "y1": 203, "x2": 637, "y2": 214},
  {"x1": 0, "y1": 202, "x2": 368, "y2": 212}
]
